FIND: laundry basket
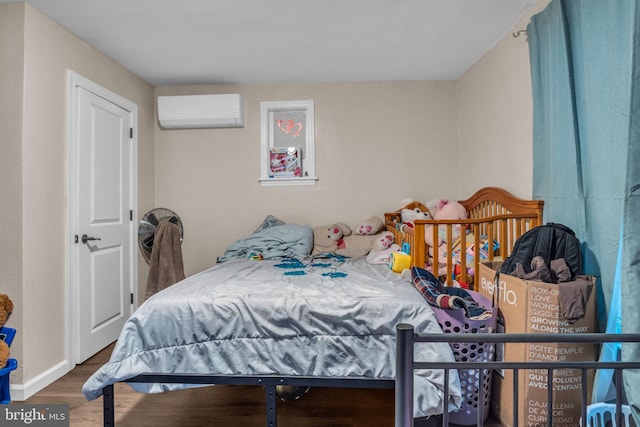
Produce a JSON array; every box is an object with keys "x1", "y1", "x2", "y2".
[
  {"x1": 431, "y1": 290, "x2": 497, "y2": 425},
  {"x1": 585, "y1": 402, "x2": 636, "y2": 427}
]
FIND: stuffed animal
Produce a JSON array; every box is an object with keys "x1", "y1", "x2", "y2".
[
  {"x1": 312, "y1": 222, "x2": 394, "y2": 257},
  {"x1": 0, "y1": 295, "x2": 13, "y2": 327},
  {"x1": 0, "y1": 341, "x2": 8, "y2": 370},
  {"x1": 399, "y1": 199, "x2": 435, "y2": 227},
  {"x1": 433, "y1": 199, "x2": 467, "y2": 222},
  {"x1": 0, "y1": 294, "x2": 13, "y2": 369},
  {"x1": 424, "y1": 200, "x2": 468, "y2": 275},
  {"x1": 355, "y1": 216, "x2": 384, "y2": 235}
]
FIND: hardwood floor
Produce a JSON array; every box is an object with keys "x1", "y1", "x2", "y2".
[{"x1": 16, "y1": 343, "x2": 502, "y2": 426}]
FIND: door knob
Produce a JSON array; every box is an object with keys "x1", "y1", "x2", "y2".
[{"x1": 81, "y1": 234, "x2": 101, "y2": 244}]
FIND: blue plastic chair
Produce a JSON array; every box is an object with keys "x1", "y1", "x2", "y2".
[
  {"x1": 584, "y1": 402, "x2": 635, "y2": 427},
  {"x1": 0, "y1": 327, "x2": 15, "y2": 347},
  {"x1": 0, "y1": 327, "x2": 18, "y2": 404}
]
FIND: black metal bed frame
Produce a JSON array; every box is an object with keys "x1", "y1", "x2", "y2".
[
  {"x1": 100, "y1": 327, "x2": 640, "y2": 426},
  {"x1": 102, "y1": 373, "x2": 394, "y2": 426},
  {"x1": 395, "y1": 324, "x2": 640, "y2": 427}
]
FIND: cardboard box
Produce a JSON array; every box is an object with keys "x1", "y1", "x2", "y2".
[{"x1": 477, "y1": 261, "x2": 597, "y2": 427}]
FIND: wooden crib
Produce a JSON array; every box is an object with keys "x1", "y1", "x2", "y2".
[{"x1": 384, "y1": 187, "x2": 544, "y2": 288}]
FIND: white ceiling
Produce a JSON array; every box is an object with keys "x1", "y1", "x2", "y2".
[{"x1": 7, "y1": 0, "x2": 536, "y2": 86}]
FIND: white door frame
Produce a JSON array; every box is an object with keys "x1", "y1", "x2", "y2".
[{"x1": 66, "y1": 70, "x2": 139, "y2": 366}]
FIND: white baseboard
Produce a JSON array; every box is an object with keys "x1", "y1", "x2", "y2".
[{"x1": 9, "y1": 360, "x2": 71, "y2": 401}]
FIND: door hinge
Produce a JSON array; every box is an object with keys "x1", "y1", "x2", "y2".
[
  {"x1": 131, "y1": 293, "x2": 134, "y2": 304},
  {"x1": 130, "y1": 210, "x2": 133, "y2": 221},
  {"x1": 130, "y1": 128, "x2": 133, "y2": 139}
]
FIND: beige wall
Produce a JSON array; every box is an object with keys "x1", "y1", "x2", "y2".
[
  {"x1": 457, "y1": 0, "x2": 551, "y2": 199},
  {"x1": 1, "y1": 3, "x2": 154, "y2": 397},
  {"x1": 155, "y1": 82, "x2": 459, "y2": 275},
  {"x1": 0, "y1": 2, "x2": 25, "y2": 358},
  {"x1": 154, "y1": 0, "x2": 552, "y2": 276}
]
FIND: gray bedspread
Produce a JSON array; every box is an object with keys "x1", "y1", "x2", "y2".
[{"x1": 82, "y1": 256, "x2": 461, "y2": 417}]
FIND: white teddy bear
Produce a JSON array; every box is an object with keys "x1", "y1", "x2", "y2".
[{"x1": 312, "y1": 220, "x2": 394, "y2": 257}]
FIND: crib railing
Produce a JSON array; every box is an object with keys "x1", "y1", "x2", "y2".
[
  {"x1": 386, "y1": 213, "x2": 541, "y2": 289},
  {"x1": 395, "y1": 324, "x2": 640, "y2": 427}
]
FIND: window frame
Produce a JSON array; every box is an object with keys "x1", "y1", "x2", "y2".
[{"x1": 259, "y1": 100, "x2": 317, "y2": 186}]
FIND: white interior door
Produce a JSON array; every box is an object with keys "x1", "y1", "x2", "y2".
[{"x1": 73, "y1": 84, "x2": 135, "y2": 363}]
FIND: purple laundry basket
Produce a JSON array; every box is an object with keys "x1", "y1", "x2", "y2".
[{"x1": 431, "y1": 290, "x2": 497, "y2": 425}]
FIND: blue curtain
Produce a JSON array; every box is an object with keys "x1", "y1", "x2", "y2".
[{"x1": 528, "y1": 0, "x2": 640, "y2": 416}]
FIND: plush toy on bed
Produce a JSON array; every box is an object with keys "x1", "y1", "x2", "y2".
[
  {"x1": 424, "y1": 200, "x2": 468, "y2": 275},
  {"x1": 312, "y1": 221, "x2": 394, "y2": 257},
  {"x1": 0, "y1": 294, "x2": 13, "y2": 369},
  {"x1": 354, "y1": 216, "x2": 384, "y2": 235}
]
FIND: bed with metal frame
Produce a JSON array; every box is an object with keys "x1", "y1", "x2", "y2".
[{"x1": 87, "y1": 256, "x2": 458, "y2": 427}]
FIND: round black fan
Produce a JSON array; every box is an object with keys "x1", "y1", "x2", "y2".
[{"x1": 138, "y1": 208, "x2": 184, "y2": 264}]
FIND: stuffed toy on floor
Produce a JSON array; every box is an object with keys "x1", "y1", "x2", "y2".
[
  {"x1": 0, "y1": 294, "x2": 14, "y2": 369},
  {"x1": 312, "y1": 219, "x2": 394, "y2": 257}
]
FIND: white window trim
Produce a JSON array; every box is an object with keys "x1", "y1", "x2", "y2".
[{"x1": 259, "y1": 100, "x2": 317, "y2": 186}]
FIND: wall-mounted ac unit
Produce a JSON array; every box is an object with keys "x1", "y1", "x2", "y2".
[{"x1": 157, "y1": 94, "x2": 245, "y2": 129}]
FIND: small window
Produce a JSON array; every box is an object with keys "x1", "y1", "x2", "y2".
[{"x1": 259, "y1": 100, "x2": 317, "y2": 186}]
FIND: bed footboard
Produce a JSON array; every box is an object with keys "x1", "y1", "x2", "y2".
[{"x1": 395, "y1": 324, "x2": 640, "y2": 427}]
